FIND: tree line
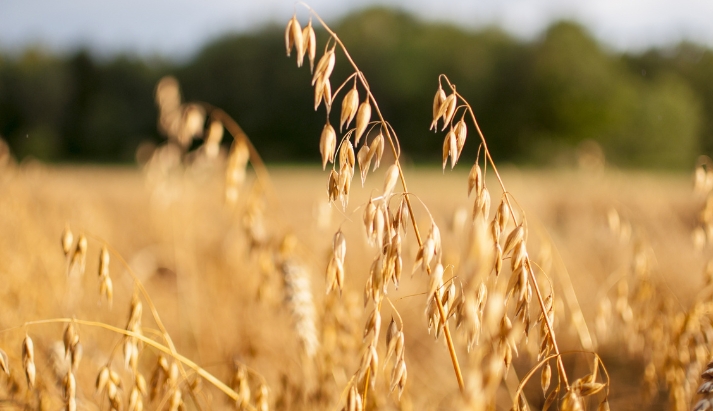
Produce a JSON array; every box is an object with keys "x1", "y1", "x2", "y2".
[{"x1": 0, "y1": 7, "x2": 711, "y2": 168}]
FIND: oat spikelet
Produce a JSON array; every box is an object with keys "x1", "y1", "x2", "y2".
[
  {"x1": 302, "y1": 21, "x2": 317, "y2": 72},
  {"x1": 541, "y1": 361, "x2": 552, "y2": 394},
  {"x1": 285, "y1": 16, "x2": 295, "y2": 56},
  {"x1": 369, "y1": 132, "x2": 384, "y2": 171},
  {"x1": 69, "y1": 234, "x2": 88, "y2": 277},
  {"x1": 256, "y1": 384, "x2": 269, "y2": 411},
  {"x1": 312, "y1": 47, "x2": 335, "y2": 86},
  {"x1": 61, "y1": 225, "x2": 74, "y2": 257},
  {"x1": 285, "y1": 15, "x2": 304, "y2": 62},
  {"x1": 0, "y1": 349, "x2": 7, "y2": 375},
  {"x1": 468, "y1": 163, "x2": 482, "y2": 196},
  {"x1": 357, "y1": 144, "x2": 372, "y2": 186},
  {"x1": 98, "y1": 245, "x2": 113, "y2": 305},
  {"x1": 443, "y1": 127, "x2": 458, "y2": 170},
  {"x1": 63, "y1": 323, "x2": 79, "y2": 357},
  {"x1": 226, "y1": 139, "x2": 250, "y2": 206},
  {"x1": 430, "y1": 84, "x2": 446, "y2": 130},
  {"x1": 383, "y1": 164, "x2": 400, "y2": 198},
  {"x1": 22, "y1": 334, "x2": 35, "y2": 389},
  {"x1": 280, "y1": 258, "x2": 319, "y2": 358},
  {"x1": 354, "y1": 99, "x2": 372, "y2": 145},
  {"x1": 319, "y1": 123, "x2": 336, "y2": 170},
  {"x1": 340, "y1": 87, "x2": 359, "y2": 132},
  {"x1": 326, "y1": 229, "x2": 347, "y2": 295}
]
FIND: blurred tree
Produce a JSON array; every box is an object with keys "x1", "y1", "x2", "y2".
[{"x1": 0, "y1": 8, "x2": 708, "y2": 167}]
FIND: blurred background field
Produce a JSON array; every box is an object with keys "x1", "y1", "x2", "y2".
[{"x1": 0, "y1": 160, "x2": 707, "y2": 410}]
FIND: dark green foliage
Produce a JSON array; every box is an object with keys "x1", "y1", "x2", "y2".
[{"x1": 0, "y1": 8, "x2": 708, "y2": 167}]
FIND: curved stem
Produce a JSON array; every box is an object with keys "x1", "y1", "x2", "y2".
[
  {"x1": 16, "y1": 318, "x2": 249, "y2": 408},
  {"x1": 444, "y1": 77, "x2": 570, "y2": 390},
  {"x1": 301, "y1": 6, "x2": 464, "y2": 391},
  {"x1": 84, "y1": 233, "x2": 207, "y2": 409}
]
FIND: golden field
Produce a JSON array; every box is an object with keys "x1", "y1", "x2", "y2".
[{"x1": 0, "y1": 160, "x2": 707, "y2": 411}]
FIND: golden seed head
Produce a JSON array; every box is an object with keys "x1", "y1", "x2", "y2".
[
  {"x1": 357, "y1": 144, "x2": 372, "y2": 186},
  {"x1": 319, "y1": 123, "x2": 337, "y2": 170},
  {"x1": 431, "y1": 85, "x2": 446, "y2": 128},
  {"x1": 285, "y1": 16, "x2": 295, "y2": 57},
  {"x1": 354, "y1": 99, "x2": 372, "y2": 146},
  {"x1": 61, "y1": 225, "x2": 74, "y2": 256},
  {"x1": 468, "y1": 163, "x2": 482, "y2": 197},
  {"x1": 383, "y1": 164, "x2": 400, "y2": 198},
  {"x1": 369, "y1": 132, "x2": 384, "y2": 171},
  {"x1": 292, "y1": 18, "x2": 304, "y2": 66},
  {"x1": 341, "y1": 87, "x2": 359, "y2": 132},
  {"x1": 312, "y1": 47, "x2": 335, "y2": 86},
  {"x1": 541, "y1": 362, "x2": 552, "y2": 394},
  {"x1": 339, "y1": 139, "x2": 355, "y2": 171},
  {"x1": 303, "y1": 21, "x2": 317, "y2": 72},
  {"x1": 322, "y1": 78, "x2": 332, "y2": 109},
  {"x1": 63, "y1": 323, "x2": 79, "y2": 357},
  {"x1": 0, "y1": 349, "x2": 7, "y2": 375},
  {"x1": 442, "y1": 94, "x2": 457, "y2": 130}
]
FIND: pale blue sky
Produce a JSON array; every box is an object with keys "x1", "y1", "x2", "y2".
[{"x1": 2, "y1": 0, "x2": 713, "y2": 58}]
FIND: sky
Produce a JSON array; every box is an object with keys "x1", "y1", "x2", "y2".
[{"x1": 3, "y1": 0, "x2": 713, "y2": 58}]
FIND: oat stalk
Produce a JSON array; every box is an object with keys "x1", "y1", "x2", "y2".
[
  {"x1": 440, "y1": 74, "x2": 571, "y2": 390},
  {"x1": 296, "y1": 3, "x2": 465, "y2": 391}
]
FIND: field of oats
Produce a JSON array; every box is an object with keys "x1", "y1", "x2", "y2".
[
  {"x1": 0, "y1": 145, "x2": 711, "y2": 411},
  {"x1": 2, "y1": 8, "x2": 713, "y2": 411}
]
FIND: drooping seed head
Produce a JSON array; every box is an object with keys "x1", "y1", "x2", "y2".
[
  {"x1": 354, "y1": 100, "x2": 372, "y2": 145},
  {"x1": 341, "y1": 87, "x2": 359, "y2": 132},
  {"x1": 312, "y1": 47, "x2": 335, "y2": 86},
  {"x1": 339, "y1": 140, "x2": 355, "y2": 171},
  {"x1": 333, "y1": 230, "x2": 347, "y2": 261},
  {"x1": 0, "y1": 349, "x2": 7, "y2": 376},
  {"x1": 431, "y1": 84, "x2": 447, "y2": 130},
  {"x1": 314, "y1": 75, "x2": 326, "y2": 110},
  {"x1": 541, "y1": 361, "x2": 552, "y2": 394},
  {"x1": 503, "y1": 224, "x2": 526, "y2": 256},
  {"x1": 445, "y1": 128, "x2": 458, "y2": 169},
  {"x1": 63, "y1": 369, "x2": 76, "y2": 401},
  {"x1": 62, "y1": 225, "x2": 74, "y2": 256},
  {"x1": 63, "y1": 323, "x2": 79, "y2": 357},
  {"x1": 291, "y1": 17, "x2": 305, "y2": 66},
  {"x1": 439, "y1": 93, "x2": 457, "y2": 131},
  {"x1": 327, "y1": 169, "x2": 339, "y2": 202},
  {"x1": 256, "y1": 384, "x2": 269, "y2": 411},
  {"x1": 468, "y1": 163, "x2": 482, "y2": 196},
  {"x1": 383, "y1": 164, "x2": 400, "y2": 198},
  {"x1": 285, "y1": 16, "x2": 295, "y2": 56},
  {"x1": 322, "y1": 78, "x2": 332, "y2": 109},
  {"x1": 363, "y1": 309, "x2": 381, "y2": 344},
  {"x1": 454, "y1": 118, "x2": 467, "y2": 157},
  {"x1": 357, "y1": 144, "x2": 372, "y2": 186},
  {"x1": 497, "y1": 198, "x2": 510, "y2": 232},
  {"x1": 302, "y1": 21, "x2": 317, "y2": 72},
  {"x1": 319, "y1": 123, "x2": 337, "y2": 170},
  {"x1": 429, "y1": 264, "x2": 444, "y2": 298},
  {"x1": 369, "y1": 132, "x2": 384, "y2": 171},
  {"x1": 22, "y1": 335, "x2": 35, "y2": 389},
  {"x1": 96, "y1": 366, "x2": 111, "y2": 393},
  {"x1": 129, "y1": 386, "x2": 142, "y2": 411},
  {"x1": 99, "y1": 245, "x2": 110, "y2": 277}
]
